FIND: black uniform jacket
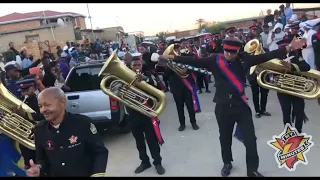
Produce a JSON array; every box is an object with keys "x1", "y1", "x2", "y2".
[
  {"x1": 34, "y1": 112, "x2": 108, "y2": 177},
  {"x1": 174, "y1": 47, "x2": 288, "y2": 105},
  {"x1": 127, "y1": 71, "x2": 160, "y2": 120},
  {"x1": 312, "y1": 32, "x2": 320, "y2": 69},
  {"x1": 20, "y1": 94, "x2": 44, "y2": 121}
]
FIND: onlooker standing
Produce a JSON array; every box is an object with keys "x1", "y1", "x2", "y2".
[
  {"x1": 279, "y1": 5, "x2": 287, "y2": 28},
  {"x1": 267, "y1": 23, "x2": 285, "y2": 51},
  {"x1": 260, "y1": 24, "x2": 270, "y2": 51},
  {"x1": 284, "y1": 3, "x2": 293, "y2": 23},
  {"x1": 21, "y1": 54, "x2": 33, "y2": 69},
  {"x1": 264, "y1": 9, "x2": 274, "y2": 25},
  {"x1": 3, "y1": 42, "x2": 20, "y2": 63}
]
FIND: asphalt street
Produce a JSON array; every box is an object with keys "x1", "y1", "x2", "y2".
[{"x1": 102, "y1": 83, "x2": 320, "y2": 177}]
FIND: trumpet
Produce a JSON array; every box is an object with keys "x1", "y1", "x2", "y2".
[{"x1": 163, "y1": 44, "x2": 212, "y2": 78}]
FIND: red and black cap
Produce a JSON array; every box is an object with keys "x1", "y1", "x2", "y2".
[
  {"x1": 249, "y1": 25, "x2": 258, "y2": 31},
  {"x1": 16, "y1": 78, "x2": 36, "y2": 90},
  {"x1": 225, "y1": 27, "x2": 236, "y2": 34},
  {"x1": 288, "y1": 22, "x2": 300, "y2": 29},
  {"x1": 223, "y1": 38, "x2": 242, "y2": 53},
  {"x1": 276, "y1": 37, "x2": 291, "y2": 47}
]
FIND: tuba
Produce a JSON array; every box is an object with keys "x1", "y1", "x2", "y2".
[
  {"x1": 0, "y1": 79, "x2": 36, "y2": 150},
  {"x1": 244, "y1": 39, "x2": 320, "y2": 99},
  {"x1": 163, "y1": 44, "x2": 189, "y2": 78},
  {"x1": 99, "y1": 50, "x2": 167, "y2": 118}
]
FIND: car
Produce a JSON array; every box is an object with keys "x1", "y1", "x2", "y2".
[{"x1": 64, "y1": 62, "x2": 129, "y2": 134}]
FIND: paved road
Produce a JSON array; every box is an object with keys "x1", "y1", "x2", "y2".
[{"x1": 102, "y1": 83, "x2": 320, "y2": 177}]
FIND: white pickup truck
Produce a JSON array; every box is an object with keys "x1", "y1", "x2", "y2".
[{"x1": 64, "y1": 62, "x2": 128, "y2": 133}]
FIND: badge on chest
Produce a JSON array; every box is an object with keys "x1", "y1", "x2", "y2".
[{"x1": 68, "y1": 135, "x2": 81, "y2": 148}]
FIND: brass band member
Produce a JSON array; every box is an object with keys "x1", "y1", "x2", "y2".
[
  {"x1": 159, "y1": 37, "x2": 306, "y2": 177},
  {"x1": 15, "y1": 77, "x2": 45, "y2": 171},
  {"x1": 163, "y1": 41, "x2": 200, "y2": 131},
  {"x1": 128, "y1": 58, "x2": 165, "y2": 175},
  {"x1": 246, "y1": 25, "x2": 271, "y2": 118},
  {"x1": 280, "y1": 22, "x2": 311, "y2": 132},
  {"x1": 276, "y1": 37, "x2": 310, "y2": 133},
  {"x1": 27, "y1": 87, "x2": 108, "y2": 177},
  {"x1": 193, "y1": 37, "x2": 210, "y2": 93}
]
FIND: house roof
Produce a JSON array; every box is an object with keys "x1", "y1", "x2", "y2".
[
  {"x1": 223, "y1": 16, "x2": 264, "y2": 24},
  {"x1": 0, "y1": 10, "x2": 86, "y2": 25}
]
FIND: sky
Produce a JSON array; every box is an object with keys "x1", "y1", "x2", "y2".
[{"x1": 0, "y1": 3, "x2": 319, "y2": 36}]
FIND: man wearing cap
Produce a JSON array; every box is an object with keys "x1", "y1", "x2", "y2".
[
  {"x1": 246, "y1": 25, "x2": 262, "y2": 43},
  {"x1": 302, "y1": 20, "x2": 318, "y2": 69},
  {"x1": 15, "y1": 77, "x2": 45, "y2": 171},
  {"x1": 246, "y1": 25, "x2": 272, "y2": 118},
  {"x1": 311, "y1": 19, "x2": 320, "y2": 70},
  {"x1": 4, "y1": 62, "x2": 22, "y2": 98},
  {"x1": 159, "y1": 37, "x2": 306, "y2": 177},
  {"x1": 276, "y1": 37, "x2": 310, "y2": 134},
  {"x1": 192, "y1": 37, "x2": 210, "y2": 94},
  {"x1": 164, "y1": 41, "x2": 200, "y2": 131},
  {"x1": 225, "y1": 27, "x2": 236, "y2": 38}
]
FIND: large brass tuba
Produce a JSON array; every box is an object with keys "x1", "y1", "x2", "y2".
[
  {"x1": 244, "y1": 39, "x2": 320, "y2": 99},
  {"x1": 99, "y1": 50, "x2": 167, "y2": 118},
  {"x1": 0, "y1": 79, "x2": 36, "y2": 150},
  {"x1": 163, "y1": 44, "x2": 189, "y2": 78}
]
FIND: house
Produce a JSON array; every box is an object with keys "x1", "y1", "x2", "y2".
[
  {"x1": 224, "y1": 16, "x2": 265, "y2": 32},
  {"x1": 0, "y1": 10, "x2": 86, "y2": 45}
]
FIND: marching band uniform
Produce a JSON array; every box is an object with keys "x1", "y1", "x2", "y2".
[
  {"x1": 311, "y1": 20, "x2": 320, "y2": 70},
  {"x1": 16, "y1": 78, "x2": 45, "y2": 170},
  {"x1": 34, "y1": 113, "x2": 108, "y2": 177},
  {"x1": 127, "y1": 59, "x2": 165, "y2": 175},
  {"x1": 246, "y1": 25, "x2": 271, "y2": 118},
  {"x1": 170, "y1": 38, "x2": 293, "y2": 177},
  {"x1": 276, "y1": 37, "x2": 310, "y2": 133},
  {"x1": 164, "y1": 42, "x2": 200, "y2": 131},
  {"x1": 193, "y1": 37, "x2": 210, "y2": 93}
]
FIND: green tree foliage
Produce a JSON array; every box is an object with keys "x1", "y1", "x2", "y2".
[
  {"x1": 207, "y1": 23, "x2": 227, "y2": 34},
  {"x1": 156, "y1": 31, "x2": 167, "y2": 42}
]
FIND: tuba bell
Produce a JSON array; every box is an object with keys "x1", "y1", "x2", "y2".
[
  {"x1": 98, "y1": 50, "x2": 167, "y2": 118},
  {"x1": 0, "y1": 78, "x2": 36, "y2": 150},
  {"x1": 163, "y1": 44, "x2": 189, "y2": 78},
  {"x1": 244, "y1": 39, "x2": 320, "y2": 99}
]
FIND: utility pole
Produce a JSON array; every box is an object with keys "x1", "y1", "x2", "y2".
[
  {"x1": 86, "y1": 3, "x2": 95, "y2": 41},
  {"x1": 42, "y1": 11, "x2": 56, "y2": 41}
]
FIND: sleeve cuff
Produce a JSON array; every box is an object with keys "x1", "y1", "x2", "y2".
[
  {"x1": 91, "y1": 173, "x2": 106, "y2": 177},
  {"x1": 291, "y1": 64, "x2": 301, "y2": 72}
]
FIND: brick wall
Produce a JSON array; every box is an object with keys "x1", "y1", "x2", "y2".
[
  {"x1": 0, "y1": 20, "x2": 41, "y2": 33},
  {"x1": 12, "y1": 40, "x2": 66, "y2": 60},
  {"x1": 76, "y1": 17, "x2": 87, "y2": 29}
]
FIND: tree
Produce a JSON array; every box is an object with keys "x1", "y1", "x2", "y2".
[
  {"x1": 156, "y1": 31, "x2": 167, "y2": 42},
  {"x1": 207, "y1": 23, "x2": 227, "y2": 34},
  {"x1": 195, "y1": 18, "x2": 206, "y2": 29}
]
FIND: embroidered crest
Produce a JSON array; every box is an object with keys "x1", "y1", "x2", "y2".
[
  {"x1": 68, "y1": 135, "x2": 78, "y2": 144},
  {"x1": 90, "y1": 123, "x2": 97, "y2": 135},
  {"x1": 46, "y1": 140, "x2": 54, "y2": 150}
]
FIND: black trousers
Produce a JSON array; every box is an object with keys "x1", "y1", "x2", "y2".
[
  {"x1": 215, "y1": 102, "x2": 259, "y2": 173},
  {"x1": 172, "y1": 87, "x2": 196, "y2": 125},
  {"x1": 249, "y1": 79, "x2": 269, "y2": 113},
  {"x1": 277, "y1": 93, "x2": 304, "y2": 133},
  {"x1": 162, "y1": 75, "x2": 170, "y2": 89},
  {"x1": 130, "y1": 113, "x2": 162, "y2": 165},
  {"x1": 196, "y1": 73, "x2": 209, "y2": 91}
]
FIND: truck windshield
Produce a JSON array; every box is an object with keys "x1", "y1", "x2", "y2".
[{"x1": 66, "y1": 65, "x2": 103, "y2": 92}]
